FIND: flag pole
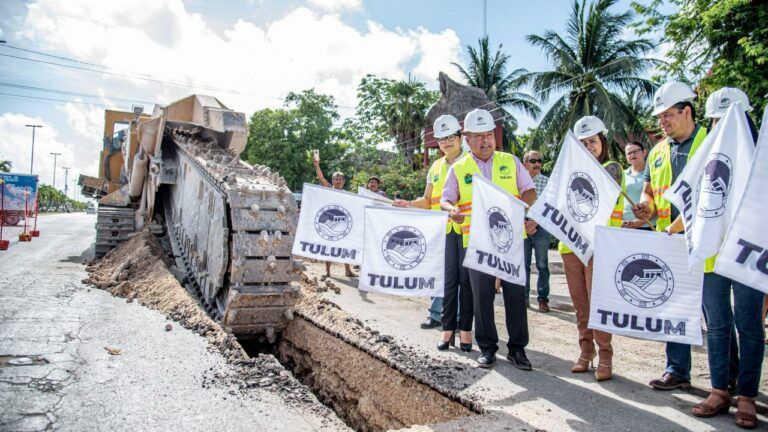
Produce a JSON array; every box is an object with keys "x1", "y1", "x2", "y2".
[{"x1": 619, "y1": 190, "x2": 656, "y2": 231}]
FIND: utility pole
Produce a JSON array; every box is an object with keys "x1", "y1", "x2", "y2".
[
  {"x1": 62, "y1": 167, "x2": 70, "y2": 199},
  {"x1": 25, "y1": 124, "x2": 43, "y2": 174},
  {"x1": 50, "y1": 152, "x2": 61, "y2": 188},
  {"x1": 483, "y1": 0, "x2": 487, "y2": 38}
]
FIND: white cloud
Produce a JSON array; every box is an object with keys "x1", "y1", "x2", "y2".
[
  {"x1": 18, "y1": 1, "x2": 460, "y2": 113},
  {"x1": 307, "y1": 0, "x2": 362, "y2": 12},
  {"x1": 0, "y1": 110, "x2": 99, "y2": 195}
]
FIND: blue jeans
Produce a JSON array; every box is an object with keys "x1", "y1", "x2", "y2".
[
  {"x1": 702, "y1": 272, "x2": 765, "y2": 397},
  {"x1": 428, "y1": 296, "x2": 442, "y2": 321},
  {"x1": 524, "y1": 227, "x2": 551, "y2": 303}
]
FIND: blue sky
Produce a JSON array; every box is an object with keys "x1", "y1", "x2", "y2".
[{"x1": 0, "y1": 0, "x2": 647, "y2": 193}]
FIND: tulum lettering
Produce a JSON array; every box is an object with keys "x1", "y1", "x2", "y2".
[
  {"x1": 597, "y1": 309, "x2": 685, "y2": 335},
  {"x1": 299, "y1": 241, "x2": 356, "y2": 259},
  {"x1": 367, "y1": 273, "x2": 436, "y2": 290},
  {"x1": 475, "y1": 250, "x2": 520, "y2": 276},
  {"x1": 672, "y1": 181, "x2": 695, "y2": 252},
  {"x1": 734, "y1": 239, "x2": 768, "y2": 275},
  {"x1": 541, "y1": 203, "x2": 589, "y2": 255}
]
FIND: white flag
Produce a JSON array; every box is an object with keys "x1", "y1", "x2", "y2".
[
  {"x1": 359, "y1": 206, "x2": 448, "y2": 297},
  {"x1": 715, "y1": 105, "x2": 768, "y2": 291},
  {"x1": 292, "y1": 183, "x2": 380, "y2": 265},
  {"x1": 462, "y1": 174, "x2": 527, "y2": 285},
  {"x1": 357, "y1": 186, "x2": 393, "y2": 204},
  {"x1": 589, "y1": 226, "x2": 704, "y2": 345},
  {"x1": 664, "y1": 104, "x2": 755, "y2": 269},
  {"x1": 528, "y1": 131, "x2": 621, "y2": 265}
]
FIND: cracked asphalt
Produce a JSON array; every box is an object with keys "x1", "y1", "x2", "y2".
[{"x1": 0, "y1": 214, "x2": 345, "y2": 432}]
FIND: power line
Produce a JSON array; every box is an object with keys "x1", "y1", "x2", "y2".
[
  {"x1": 0, "y1": 91, "x2": 130, "y2": 110},
  {"x1": 0, "y1": 82, "x2": 158, "y2": 106}
]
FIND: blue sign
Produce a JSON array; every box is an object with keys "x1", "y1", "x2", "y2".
[{"x1": 1, "y1": 173, "x2": 39, "y2": 212}]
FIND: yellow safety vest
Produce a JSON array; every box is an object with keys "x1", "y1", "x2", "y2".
[
  {"x1": 559, "y1": 160, "x2": 626, "y2": 255},
  {"x1": 648, "y1": 127, "x2": 717, "y2": 272},
  {"x1": 453, "y1": 151, "x2": 522, "y2": 247},
  {"x1": 428, "y1": 155, "x2": 463, "y2": 234}
]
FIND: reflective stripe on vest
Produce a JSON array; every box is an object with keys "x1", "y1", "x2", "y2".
[
  {"x1": 453, "y1": 152, "x2": 521, "y2": 247},
  {"x1": 558, "y1": 160, "x2": 626, "y2": 255},
  {"x1": 428, "y1": 156, "x2": 462, "y2": 234},
  {"x1": 647, "y1": 127, "x2": 716, "y2": 271}
]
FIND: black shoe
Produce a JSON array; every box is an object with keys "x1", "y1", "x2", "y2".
[
  {"x1": 460, "y1": 342, "x2": 473, "y2": 352},
  {"x1": 648, "y1": 373, "x2": 691, "y2": 390},
  {"x1": 437, "y1": 333, "x2": 455, "y2": 351},
  {"x1": 507, "y1": 350, "x2": 533, "y2": 371},
  {"x1": 420, "y1": 317, "x2": 440, "y2": 329},
  {"x1": 477, "y1": 352, "x2": 496, "y2": 368}
]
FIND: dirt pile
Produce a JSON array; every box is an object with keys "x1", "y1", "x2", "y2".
[{"x1": 83, "y1": 230, "x2": 242, "y2": 360}]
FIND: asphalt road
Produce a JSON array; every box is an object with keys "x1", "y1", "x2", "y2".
[{"x1": 0, "y1": 213, "x2": 345, "y2": 432}]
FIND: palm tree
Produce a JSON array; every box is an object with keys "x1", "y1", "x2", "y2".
[
  {"x1": 453, "y1": 37, "x2": 540, "y2": 148},
  {"x1": 523, "y1": 0, "x2": 657, "y2": 151}
]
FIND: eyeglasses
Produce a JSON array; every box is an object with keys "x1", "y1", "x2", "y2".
[
  {"x1": 437, "y1": 133, "x2": 461, "y2": 142},
  {"x1": 657, "y1": 109, "x2": 684, "y2": 123},
  {"x1": 626, "y1": 150, "x2": 643, "y2": 157},
  {"x1": 527, "y1": 159, "x2": 542, "y2": 164}
]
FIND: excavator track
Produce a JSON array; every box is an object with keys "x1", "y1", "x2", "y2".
[{"x1": 162, "y1": 126, "x2": 301, "y2": 340}]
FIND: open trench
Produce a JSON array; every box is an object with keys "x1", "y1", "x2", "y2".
[{"x1": 240, "y1": 313, "x2": 479, "y2": 432}]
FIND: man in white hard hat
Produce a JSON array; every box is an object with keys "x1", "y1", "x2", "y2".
[
  {"x1": 440, "y1": 108, "x2": 537, "y2": 369},
  {"x1": 633, "y1": 81, "x2": 709, "y2": 390},
  {"x1": 706, "y1": 87, "x2": 759, "y2": 140},
  {"x1": 395, "y1": 114, "x2": 473, "y2": 351}
]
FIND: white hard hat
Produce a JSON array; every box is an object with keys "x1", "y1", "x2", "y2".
[
  {"x1": 705, "y1": 87, "x2": 752, "y2": 118},
  {"x1": 573, "y1": 116, "x2": 608, "y2": 139},
  {"x1": 433, "y1": 114, "x2": 461, "y2": 139},
  {"x1": 652, "y1": 82, "x2": 696, "y2": 116},
  {"x1": 463, "y1": 109, "x2": 496, "y2": 133}
]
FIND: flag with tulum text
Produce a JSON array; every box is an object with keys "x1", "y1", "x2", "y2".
[
  {"x1": 462, "y1": 174, "x2": 527, "y2": 285},
  {"x1": 589, "y1": 226, "x2": 704, "y2": 345},
  {"x1": 292, "y1": 183, "x2": 382, "y2": 265},
  {"x1": 528, "y1": 131, "x2": 621, "y2": 265},
  {"x1": 359, "y1": 206, "x2": 447, "y2": 297},
  {"x1": 664, "y1": 103, "x2": 755, "y2": 270},
  {"x1": 715, "y1": 105, "x2": 768, "y2": 291}
]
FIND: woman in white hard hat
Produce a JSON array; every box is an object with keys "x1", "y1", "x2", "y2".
[
  {"x1": 561, "y1": 115, "x2": 625, "y2": 382},
  {"x1": 394, "y1": 114, "x2": 474, "y2": 352},
  {"x1": 689, "y1": 87, "x2": 764, "y2": 429}
]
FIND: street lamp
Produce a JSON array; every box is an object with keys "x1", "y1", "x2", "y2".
[
  {"x1": 50, "y1": 152, "x2": 61, "y2": 188},
  {"x1": 25, "y1": 124, "x2": 43, "y2": 174},
  {"x1": 62, "y1": 167, "x2": 70, "y2": 199}
]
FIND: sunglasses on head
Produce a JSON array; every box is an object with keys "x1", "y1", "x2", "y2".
[{"x1": 527, "y1": 158, "x2": 542, "y2": 164}]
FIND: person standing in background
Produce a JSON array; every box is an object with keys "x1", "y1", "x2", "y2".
[
  {"x1": 621, "y1": 142, "x2": 655, "y2": 230},
  {"x1": 522, "y1": 151, "x2": 551, "y2": 312}
]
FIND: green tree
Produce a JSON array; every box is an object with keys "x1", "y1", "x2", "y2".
[
  {"x1": 452, "y1": 36, "x2": 541, "y2": 149},
  {"x1": 244, "y1": 89, "x2": 347, "y2": 191},
  {"x1": 633, "y1": 0, "x2": 768, "y2": 117},
  {"x1": 0, "y1": 160, "x2": 11, "y2": 173},
  {"x1": 356, "y1": 75, "x2": 439, "y2": 166},
  {"x1": 523, "y1": 0, "x2": 657, "y2": 153}
]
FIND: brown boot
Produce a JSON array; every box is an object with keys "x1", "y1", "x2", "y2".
[
  {"x1": 571, "y1": 355, "x2": 594, "y2": 373},
  {"x1": 595, "y1": 364, "x2": 612, "y2": 381}
]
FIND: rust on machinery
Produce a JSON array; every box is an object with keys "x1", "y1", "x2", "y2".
[{"x1": 82, "y1": 94, "x2": 301, "y2": 338}]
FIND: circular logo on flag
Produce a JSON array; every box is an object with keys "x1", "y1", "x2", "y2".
[
  {"x1": 314, "y1": 205, "x2": 352, "y2": 241},
  {"x1": 382, "y1": 226, "x2": 427, "y2": 270},
  {"x1": 487, "y1": 207, "x2": 514, "y2": 253},
  {"x1": 696, "y1": 152, "x2": 732, "y2": 218},
  {"x1": 566, "y1": 172, "x2": 599, "y2": 222},
  {"x1": 615, "y1": 254, "x2": 675, "y2": 308}
]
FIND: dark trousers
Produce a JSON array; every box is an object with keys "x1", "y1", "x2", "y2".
[
  {"x1": 524, "y1": 227, "x2": 551, "y2": 303},
  {"x1": 468, "y1": 268, "x2": 529, "y2": 354},
  {"x1": 441, "y1": 232, "x2": 473, "y2": 331}
]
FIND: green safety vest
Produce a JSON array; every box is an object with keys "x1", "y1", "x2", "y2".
[
  {"x1": 453, "y1": 151, "x2": 522, "y2": 248},
  {"x1": 428, "y1": 155, "x2": 462, "y2": 235},
  {"x1": 559, "y1": 160, "x2": 626, "y2": 255},
  {"x1": 648, "y1": 127, "x2": 717, "y2": 272}
]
